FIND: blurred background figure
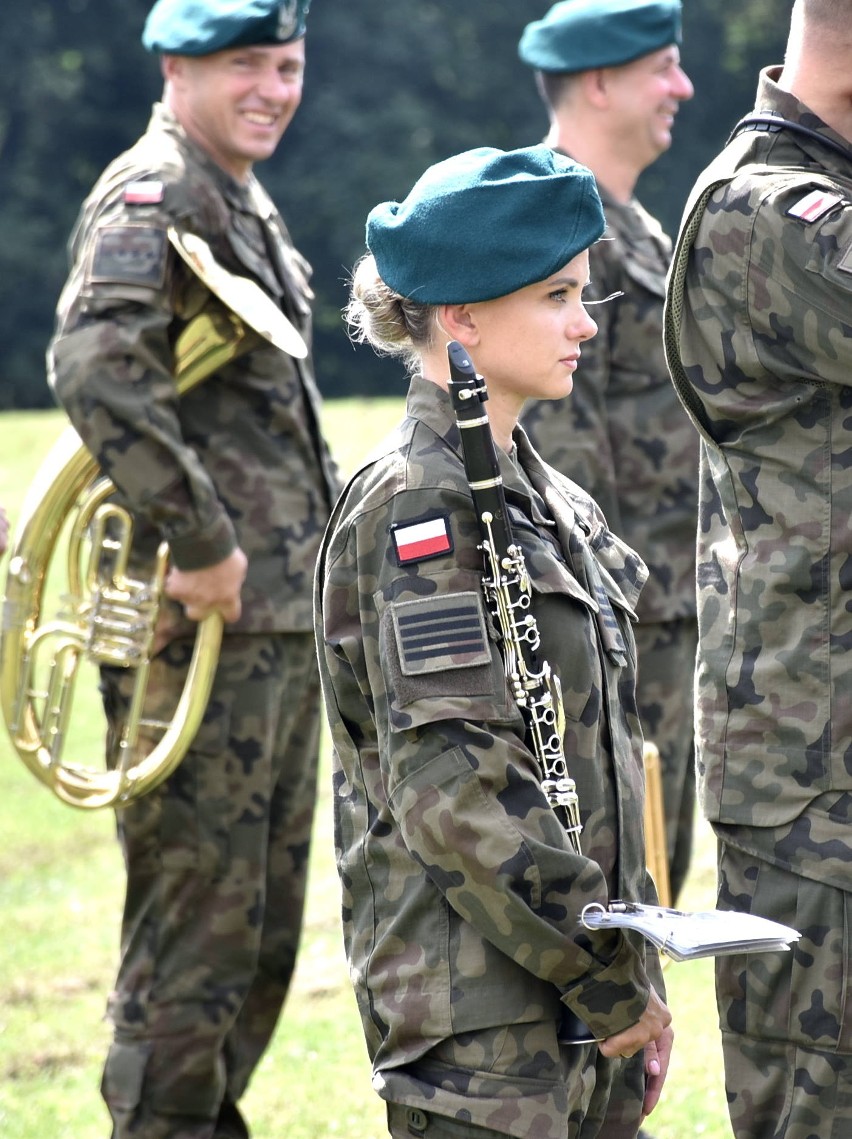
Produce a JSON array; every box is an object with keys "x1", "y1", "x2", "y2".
[
  {"x1": 45, "y1": 1, "x2": 339, "y2": 1136},
  {"x1": 519, "y1": 0, "x2": 698, "y2": 904}
]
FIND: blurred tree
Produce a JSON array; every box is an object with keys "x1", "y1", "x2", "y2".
[
  {"x1": 0, "y1": 0, "x2": 155, "y2": 407},
  {"x1": 0, "y1": 0, "x2": 793, "y2": 407}
]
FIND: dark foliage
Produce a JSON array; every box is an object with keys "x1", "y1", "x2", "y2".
[{"x1": 0, "y1": 0, "x2": 792, "y2": 407}]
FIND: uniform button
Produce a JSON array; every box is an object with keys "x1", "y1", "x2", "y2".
[{"x1": 406, "y1": 1107, "x2": 428, "y2": 1134}]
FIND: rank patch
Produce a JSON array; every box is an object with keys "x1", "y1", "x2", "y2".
[
  {"x1": 89, "y1": 226, "x2": 168, "y2": 288},
  {"x1": 390, "y1": 515, "x2": 453, "y2": 565},
  {"x1": 786, "y1": 188, "x2": 844, "y2": 223},
  {"x1": 392, "y1": 592, "x2": 491, "y2": 675}
]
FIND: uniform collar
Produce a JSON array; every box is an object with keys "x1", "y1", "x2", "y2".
[
  {"x1": 747, "y1": 66, "x2": 852, "y2": 179},
  {"x1": 405, "y1": 374, "x2": 601, "y2": 534},
  {"x1": 405, "y1": 375, "x2": 538, "y2": 499},
  {"x1": 403, "y1": 374, "x2": 644, "y2": 614}
]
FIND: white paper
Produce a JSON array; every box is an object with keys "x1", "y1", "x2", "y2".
[{"x1": 581, "y1": 902, "x2": 800, "y2": 963}]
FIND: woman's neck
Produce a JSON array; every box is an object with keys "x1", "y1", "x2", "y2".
[{"x1": 419, "y1": 344, "x2": 518, "y2": 453}]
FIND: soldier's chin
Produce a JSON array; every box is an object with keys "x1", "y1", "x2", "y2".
[
  {"x1": 656, "y1": 123, "x2": 675, "y2": 151},
  {"x1": 241, "y1": 127, "x2": 285, "y2": 159}
]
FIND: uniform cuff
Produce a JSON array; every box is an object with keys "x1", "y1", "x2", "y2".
[
  {"x1": 561, "y1": 945, "x2": 651, "y2": 1041},
  {"x1": 166, "y1": 512, "x2": 238, "y2": 571}
]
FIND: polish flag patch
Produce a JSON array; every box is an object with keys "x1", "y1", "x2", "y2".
[
  {"x1": 391, "y1": 515, "x2": 453, "y2": 565},
  {"x1": 124, "y1": 180, "x2": 165, "y2": 205},
  {"x1": 787, "y1": 188, "x2": 843, "y2": 223}
]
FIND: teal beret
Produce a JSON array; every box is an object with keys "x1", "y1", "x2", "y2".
[
  {"x1": 519, "y1": 0, "x2": 681, "y2": 74},
  {"x1": 143, "y1": 0, "x2": 310, "y2": 55},
  {"x1": 366, "y1": 146, "x2": 605, "y2": 305}
]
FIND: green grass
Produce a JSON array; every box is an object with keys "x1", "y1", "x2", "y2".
[{"x1": 0, "y1": 398, "x2": 732, "y2": 1138}]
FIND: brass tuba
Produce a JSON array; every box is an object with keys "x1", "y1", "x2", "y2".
[{"x1": 0, "y1": 229, "x2": 307, "y2": 809}]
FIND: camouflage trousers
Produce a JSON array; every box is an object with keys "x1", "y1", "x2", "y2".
[
  {"x1": 633, "y1": 617, "x2": 697, "y2": 903},
  {"x1": 99, "y1": 632, "x2": 321, "y2": 1139},
  {"x1": 381, "y1": 1019, "x2": 646, "y2": 1139},
  {"x1": 716, "y1": 843, "x2": 852, "y2": 1139}
]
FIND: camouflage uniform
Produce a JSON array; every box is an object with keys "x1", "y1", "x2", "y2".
[
  {"x1": 664, "y1": 67, "x2": 852, "y2": 1139},
  {"x1": 49, "y1": 103, "x2": 339, "y2": 1138},
  {"x1": 522, "y1": 178, "x2": 699, "y2": 903},
  {"x1": 316, "y1": 374, "x2": 663, "y2": 1139}
]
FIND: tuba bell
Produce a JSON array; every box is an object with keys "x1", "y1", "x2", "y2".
[{"x1": 0, "y1": 229, "x2": 307, "y2": 809}]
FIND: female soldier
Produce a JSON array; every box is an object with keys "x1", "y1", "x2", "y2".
[{"x1": 314, "y1": 145, "x2": 671, "y2": 1139}]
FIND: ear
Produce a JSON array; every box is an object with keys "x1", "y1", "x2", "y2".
[
  {"x1": 438, "y1": 303, "x2": 481, "y2": 347},
  {"x1": 580, "y1": 67, "x2": 611, "y2": 110},
  {"x1": 161, "y1": 53, "x2": 186, "y2": 86}
]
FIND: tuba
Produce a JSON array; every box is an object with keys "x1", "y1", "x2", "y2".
[{"x1": 0, "y1": 229, "x2": 307, "y2": 809}]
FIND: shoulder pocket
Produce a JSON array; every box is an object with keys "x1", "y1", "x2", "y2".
[
  {"x1": 378, "y1": 568, "x2": 520, "y2": 733},
  {"x1": 88, "y1": 224, "x2": 168, "y2": 289}
]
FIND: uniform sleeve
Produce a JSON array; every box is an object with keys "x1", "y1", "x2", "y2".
[
  {"x1": 48, "y1": 198, "x2": 237, "y2": 571},
  {"x1": 321, "y1": 482, "x2": 652, "y2": 1039},
  {"x1": 746, "y1": 185, "x2": 852, "y2": 387}
]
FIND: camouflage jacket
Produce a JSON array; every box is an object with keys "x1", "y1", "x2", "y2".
[
  {"x1": 664, "y1": 68, "x2": 852, "y2": 888},
  {"x1": 315, "y1": 375, "x2": 659, "y2": 1107},
  {"x1": 522, "y1": 177, "x2": 698, "y2": 624},
  {"x1": 49, "y1": 103, "x2": 339, "y2": 633}
]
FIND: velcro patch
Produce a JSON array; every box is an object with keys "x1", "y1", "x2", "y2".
[
  {"x1": 89, "y1": 226, "x2": 168, "y2": 288},
  {"x1": 124, "y1": 180, "x2": 165, "y2": 205},
  {"x1": 786, "y1": 188, "x2": 844, "y2": 223},
  {"x1": 390, "y1": 515, "x2": 453, "y2": 565},
  {"x1": 838, "y1": 242, "x2": 852, "y2": 276},
  {"x1": 391, "y1": 592, "x2": 491, "y2": 675}
]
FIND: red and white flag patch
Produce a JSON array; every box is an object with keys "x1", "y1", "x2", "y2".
[
  {"x1": 391, "y1": 515, "x2": 453, "y2": 565},
  {"x1": 787, "y1": 188, "x2": 843, "y2": 223},
  {"x1": 124, "y1": 180, "x2": 165, "y2": 205}
]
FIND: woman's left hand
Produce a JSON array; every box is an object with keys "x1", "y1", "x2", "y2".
[{"x1": 641, "y1": 1022, "x2": 674, "y2": 1118}]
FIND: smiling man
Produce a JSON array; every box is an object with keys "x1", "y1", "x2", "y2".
[
  {"x1": 519, "y1": 0, "x2": 699, "y2": 929},
  {"x1": 46, "y1": 2, "x2": 339, "y2": 1137}
]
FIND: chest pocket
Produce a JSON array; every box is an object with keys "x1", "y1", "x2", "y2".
[
  {"x1": 621, "y1": 225, "x2": 668, "y2": 300},
  {"x1": 505, "y1": 506, "x2": 613, "y2": 724},
  {"x1": 623, "y1": 255, "x2": 666, "y2": 300},
  {"x1": 509, "y1": 503, "x2": 633, "y2": 661},
  {"x1": 228, "y1": 214, "x2": 284, "y2": 301}
]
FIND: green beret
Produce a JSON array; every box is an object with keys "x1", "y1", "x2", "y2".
[
  {"x1": 143, "y1": 0, "x2": 310, "y2": 56},
  {"x1": 519, "y1": 0, "x2": 682, "y2": 74},
  {"x1": 366, "y1": 146, "x2": 605, "y2": 305}
]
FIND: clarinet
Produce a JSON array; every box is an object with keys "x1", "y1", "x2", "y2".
[{"x1": 446, "y1": 340, "x2": 583, "y2": 856}]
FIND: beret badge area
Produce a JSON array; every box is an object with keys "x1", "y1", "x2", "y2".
[
  {"x1": 142, "y1": 0, "x2": 311, "y2": 54},
  {"x1": 277, "y1": 0, "x2": 301, "y2": 40}
]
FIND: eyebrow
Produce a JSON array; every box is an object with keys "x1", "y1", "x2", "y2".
[{"x1": 547, "y1": 275, "x2": 587, "y2": 288}]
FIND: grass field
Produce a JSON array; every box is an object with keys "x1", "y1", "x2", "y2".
[{"x1": 0, "y1": 399, "x2": 732, "y2": 1138}]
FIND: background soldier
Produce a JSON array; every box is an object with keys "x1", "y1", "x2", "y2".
[
  {"x1": 47, "y1": 1, "x2": 339, "y2": 1136},
  {"x1": 518, "y1": 0, "x2": 698, "y2": 903},
  {"x1": 664, "y1": 0, "x2": 852, "y2": 1134}
]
